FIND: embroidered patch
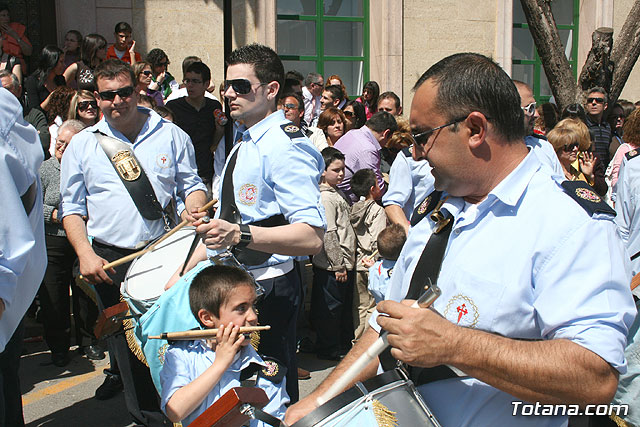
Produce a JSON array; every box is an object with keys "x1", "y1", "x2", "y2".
[
  {"x1": 283, "y1": 124, "x2": 300, "y2": 134},
  {"x1": 417, "y1": 195, "x2": 432, "y2": 215},
  {"x1": 156, "y1": 153, "x2": 171, "y2": 168},
  {"x1": 262, "y1": 360, "x2": 279, "y2": 377},
  {"x1": 157, "y1": 343, "x2": 169, "y2": 365},
  {"x1": 443, "y1": 294, "x2": 479, "y2": 328},
  {"x1": 629, "y1": 150, "x2": 637, "y2": 157},
  {"x1": 112, "y1": 150, "x2": 141, "y2": 181},
  {"x1": 238, "y1": 184, "x2": 258, "y2": 205},
  {"x1": 575, "y1": 187, "x2": 601, "y2": 203}
]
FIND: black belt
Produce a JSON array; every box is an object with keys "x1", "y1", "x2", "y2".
[{"x1": 21, "y1": 181, "x2": 37, "y2": 216}]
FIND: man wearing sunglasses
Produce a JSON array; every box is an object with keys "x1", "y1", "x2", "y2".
[
  {"x1": 287, "y1": 53, "x2": 635, "y2": 426},
  {"x1": 182, "y1": 44, "x2": 326, "y2": 403},
  {"x1": 302, "y1": 72, "x2": 324, "y2": 126},
  {"x1": 513, "y1": 80, "x2": 563, "y2": 177},
  {"x1": 585, "y1": 86, "x2": 613, "y2": 167},
  {"x1": 280, "y1": 91, "x2": 328, "y2": 152},
  {"x1": 59, "y1": 59, "x2": 207, "y2": 425}
]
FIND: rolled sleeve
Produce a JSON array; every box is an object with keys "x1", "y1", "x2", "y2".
[{"x1": 383, "y1": 154, "x2": 411, "y2": 208}]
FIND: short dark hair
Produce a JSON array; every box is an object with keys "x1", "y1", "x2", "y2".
[
  {"x1": 181, "y1": 56, "x2": 201, "y2": 75},
  {"x1": 366, "y1": 111, "x2": 398, "y2": 134},
  {"x1": 227, "y1": 44, "x2": 284, "y2": 99},
  {"x1": 561, "y1": 103, "x2": 588, "y2": 124},
  {"x1": 378, "y1": 91, "x2": 401, "y2": 110},
  {"x1": 324, "y1": 85, "x2": 343, "y2": 102},
  {"x1": 94, "y1": 59, "x2": 136, "y2": 88},
  {"x1": 351, "y1": 168, "x2": 376, "y2": 198},
  {"x1": 321, "y1": 146, "x2": 345, "y2": 170},
  {"x1": 587, "y1": 86, "x2": 609, "y2": 104},
  {"x1": 138, "y1": 94, "x2": 157, "y2": 109},
  {"x1": 283, "y1": 78, "x2": 302, "y2": 95},
  {"x1": 281, "y1": 92, "x2": 304, "y2": 112},
  {"x1": 377, "y1": 224, "x2": 406, "y2": 261},
  {"x1": 186, "y1": 61, "x2": 211, "y2": 83},
  {"x1": 114, "y1": 22, "x2": 132, "y2": 34},
  {"x1": 189, "y1": 265, "x2": 255, "y2": 323},
  {"x1": 413, "y1": 53, "x2": 525, "y2": 142},
  {"x1": 285, "y1": 70, "x2": 304, "y2": 84},
  {"x1": 147, "y1": 48, "x2": 169, "y2": 68},
  {"x1": 81, "y1": 34, "x2": 107, "y2": 66}
]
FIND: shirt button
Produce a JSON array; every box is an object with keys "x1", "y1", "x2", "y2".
[{"x1": 455, "y1": 228, "x2": 461, "y2": 235}]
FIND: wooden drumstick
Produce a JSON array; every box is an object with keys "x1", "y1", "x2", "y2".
[
  {"x1": 79, "y1": 199, "x2": 217, "y2": 279},
  {"x1": 631, "y1": 272, "x2": 640, "y2": 291},
  {"x1": 148, "y1": 325, "x2": 271, "y2": 340},
  {"x1": 315, "y1": 284, "x2": 441, "y2": 407},
  {"x1": 361, "y1": 249, "x2": 379, "y2": 266}
]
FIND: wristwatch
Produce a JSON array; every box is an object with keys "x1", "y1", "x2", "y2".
[{"x1": 237, "y1": 224, "x2": 252, "y2": 247}]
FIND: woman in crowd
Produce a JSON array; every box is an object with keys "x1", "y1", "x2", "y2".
[
  {"x1": 134, "y1": 61, "x2": 163, "y2": 106},
  {"x1": 147, "y1": 48, "x2": 178, "y2": 100},
  {"x1": 356, "y1": 81, "x2": 379, "y2": 120},
  {"x1": 380, "y1": 116, "x2": 411, "y2": 174},
  {"x1": 46, "y1": 86, "x2": 75, "y2": 157},
  {"x1": 534, "y1": 102, "x2": 559, "y2": 135},
  {"x1": 549, "y1": 118, "x2": 607, "y2": 197},
  {"x1": 0, "y1": 3, "x2": 32, "y2": 72},
  {"x1": 0, "y1": 36, "x2": 21, "y2": 84},
  {"x1": 63, "y1": 33, "x2": 107, "y2": 92},
  {"x1": 24, "y1": 45, "x2": 66, "y2": 111},
  {"x1": 39, "y1": 119, "x2": 105, "y2": 366},
  {"x1": 62, "y1": 30, "x2": 82, "y2": 70},
  {"x1": 68, "y1": 90, "x2": 99, "y2": 127},
  {"x1": 343, "y1": 100, "x2": 366, "y2": 131},
  {"x1": 318, "y1": 107, "x2": 347, "y2": 147},
  {"x1": 608, "y1": 108, "x2": 640, "y2": 189},
  {"x1": 326, "y1": 74, "x2": 349, "y2": 108}
]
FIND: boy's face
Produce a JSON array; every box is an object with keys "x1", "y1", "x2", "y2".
[
  {"x1": 371, "y1": 183, "x2": 383, "y2": 201},
  {"x1": 214, "y1": 285, "x2": 258, "y2": 344},
  {"x1": 323, "y1": 159, "x2": 345, "y2": 186},
  {"x1": 115, "y1": 31, "x2": 132, "y2": 50}
]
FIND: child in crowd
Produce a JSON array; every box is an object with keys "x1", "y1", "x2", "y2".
[
  {"x1": 311, "y1": 147, "x2": 356, "y2": 360},
  {"x1": 365, "y1": 224, "x2": 407, "y2": 303},
  {"x1": 349, "y1": 168, "x2": 387, "y2": 341},
  {"x1": 160, "y1": 265, "x2": 288, "y2": 426}
]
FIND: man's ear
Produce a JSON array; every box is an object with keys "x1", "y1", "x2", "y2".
[
  {"x1": 465, "y1": 112, "x2": 488, "y2": 149},
  {"x1": 266, "y1": 81, "x2": 280, "y2": 102},
  {"x1": 198, "y1": 309, "x2": 217, "y2": 328}
]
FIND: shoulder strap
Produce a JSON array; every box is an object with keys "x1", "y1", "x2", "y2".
[
  {"x1": 401, "y1": 146, "x2": 412, "y2": 157},
  {"x1": 625, "y1": 149, "x2": 640, "y2": 161},
  {"x1": 410, "y1": 190, "x2": 443, "y2": 227},
  {"x1": 560, "y1": 180, "x2": 615, "y2": 217},
  {"x1": 94, "y1": 130, "x2": 173, "y2": 228}
]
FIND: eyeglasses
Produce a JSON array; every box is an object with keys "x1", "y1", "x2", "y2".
[
  {"x1": 141, "y1": 70, "x2": 152, "y2": 76},
  {"x1": 587, "y1": 97, "x2": 605, "y2": 104},
  {"x1": 283, "y1": 103, "x2": 299, "y2": 110},
  {"x1": 562, "y1": 142, "x2": 580, "y2": 152},
  {"x1": 411, "y1": 116, "x2": 468, "y2": 146},
  {"x1": 223, "y1": 78, "x2": 266, "y2": 95},
  {"x1": 343, "y1": 110, "x2": 354, "y2": 117},
  {"x1": 97, "y1": 86, "x2": 135, "y2": 101},
  {"x1": 77, "y1": 100, "x2": 97, "y2": 111},
  {"x1": 521, "y1": 102, "x2": 537, "y2": 116},
  {"x1": 183, "y1": 78, "x2": 203, "y2": 85}
]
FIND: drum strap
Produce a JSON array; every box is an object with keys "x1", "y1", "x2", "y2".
[
  {"x1": 94, "y1": 130, "x2": 175, "y2": 231},
  {"x1": 219, "y1": 142, "x2": 288, "y2": 266},
  {"x1": 380, "y1": 195, "x2": 460, "y2": 386}
]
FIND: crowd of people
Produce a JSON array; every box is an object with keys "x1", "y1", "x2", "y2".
[{"x1": 2, "y1": 4, "x2": 640, "y2": 426}]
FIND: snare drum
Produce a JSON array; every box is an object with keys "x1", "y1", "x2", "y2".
[
  {"x1": 293, "y1": 370, "x2": 441, "y2": 427},
  {"x1": 121, "y1": 226, "x2": 196, "y2": 317}
]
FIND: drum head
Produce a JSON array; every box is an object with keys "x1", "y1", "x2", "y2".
[{"x1": 123, "y1": 226, "x2": 197, "y2": 302}]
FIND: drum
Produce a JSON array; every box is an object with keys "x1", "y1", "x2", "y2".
[
  {"x1": 293, "y1": 369, "x2": 441, "y2": 427},
  {"x1": 121, "y1": 226, "x2": 197, "y2": 317}
]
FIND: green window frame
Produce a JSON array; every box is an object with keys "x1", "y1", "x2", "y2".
[
  {"x1": 277, "y1": 0, "x2": 369, "y2": 98},
  {"x1": 512, "y1": 0, "x2": 579, "y2": 102}
]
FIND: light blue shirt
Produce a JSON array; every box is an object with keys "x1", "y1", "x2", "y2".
[
  {"x1": 368, "y1": 259, "x2": 396, "y2": 304},
  {"x1": 381, "y1": 147, "x2": 434, "y2": 220},
  {"x1": 209, "y1": 110, "x2": 326, "y2": 269},
  {"x1": 525, "y1": 134, "x2": 564, "y2": 177},
  {"x1": 60, "y1": 108, "x2": 206, "y2": 249},
  {"x1": 0, "y1": 88, "x2": 47, "y2": 352},
  {"x1": 369, "y1": 151, "x2": 636, "y2": 426},
  {"x1": 615, "y1": 154, "x2": 640, "y2": 294},
  {"x1": 160, "y1": 341, "x2": 289, "y2": 427}
]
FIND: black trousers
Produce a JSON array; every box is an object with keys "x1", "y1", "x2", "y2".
[
  {"x1": 311, "y1": 267, "x2": 355, "y2": 356},
  {"x1": 92, "y1": 241, "x2": 170, "y2": 427},
  {"x1": 0, "y1": 320, "x2": 25, "y2": 427},
  {"x1": 256, "y1": 265, "x2": 302, "y2": 403}
]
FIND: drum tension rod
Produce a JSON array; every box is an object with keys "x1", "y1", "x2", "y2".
[{"x1": 239, "y1": 403, "x2": 289, "y2": 427}]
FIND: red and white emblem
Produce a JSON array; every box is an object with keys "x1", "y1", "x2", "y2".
[
  {"x1": 238, "y1": 183, "x2": 258, "y2": 205},
  {"x1": 575, "y1": 187, "x2": 601, "y2": 203},
  {"x1": 156, "y1": 153, "x2": 171, "y2": 168},
  {"x1": 443, "y1": 294, "x2": 479, "y2": 328}
]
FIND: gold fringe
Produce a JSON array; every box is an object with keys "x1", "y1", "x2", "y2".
[
  {"x1": 372, "y1": 399, "x2": 398, "y2": 427},
  {"x1": 120, "y1": 296, "x2": 148, "y2": 367},
  {"x1": 610, "y1": 414, "x2": 628, "y2": 427}
]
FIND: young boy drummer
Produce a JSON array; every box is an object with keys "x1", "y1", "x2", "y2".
[{"x1": 160, "y1": 265, "x2": 289, "y2": 426}]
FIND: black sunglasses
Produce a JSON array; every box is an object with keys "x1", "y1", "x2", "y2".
[
  {"x1": 78, "y1": 100, "x2": 97, "y2": 111},
  {"x1": 412, "y1": 116, "x2": 468, "y2": 146},
  {"x1": 587, "y1": 97, "x2": 605, "y2": 104},
  {"x1": 97, "y1": 86, "x2": 135, "y2": 101},
  {"x1": 224, "y1": 78, "x2": 266, "y2": 95},
  {"x1": 562, "y1": 142, "x2": 579, "y2": 152},
  {"x1": 141, "y1": 70, "x2": 152, "y2": 76},
  {"x1": 343, "y1": 110, "x2": 354, "y2": 117}
]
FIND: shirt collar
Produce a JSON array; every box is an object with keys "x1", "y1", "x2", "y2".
[
  {"x1": 360, "y1": 126, "x2": 381, "y2": 150},
  {"x1": 244, "y1": 109, "x2": 285, "y2": 144},
  {"x1": 94, "y1": 107, "x2": 160, "y2": 145},
  {"x1": 188, "y1": 340, "x2": 267, "y2": 371}
]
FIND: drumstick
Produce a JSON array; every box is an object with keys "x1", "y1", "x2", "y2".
[
  {"x1": 79, "y1": 199, "x2": 217, "y2": 280},
  {"x1": 148, "y1": 325, "x2": 271, "y2": 340},
  {"x1": 631, "y1": 272, "x2": 640, "y2": 291},
  {"x1": 316, "y1": 284, "x2": 441, "y2": 407},
  {"x1": 361, "y1": 249, "x2": 379, "y2": 265}
]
